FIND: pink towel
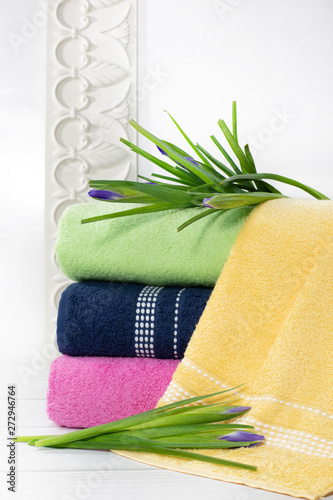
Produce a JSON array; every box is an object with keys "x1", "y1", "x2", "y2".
[{"x1": 47, "y1": 355, "x2": 179, "y2": 428}]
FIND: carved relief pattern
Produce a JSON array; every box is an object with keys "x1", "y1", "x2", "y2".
[{"x1": 45, "y1": 0, "x2": 137, "y2": 345}]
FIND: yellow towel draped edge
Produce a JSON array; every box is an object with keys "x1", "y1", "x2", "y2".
[{"x1": 112, "y1": 199, "x2": 333, "y2": 500}]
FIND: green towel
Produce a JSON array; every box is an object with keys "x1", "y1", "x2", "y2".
[{"x1": 55, "y1": 202, "x2": 252, "y2": 287}]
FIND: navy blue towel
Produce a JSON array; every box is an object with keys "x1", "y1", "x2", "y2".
[{"x1": 57, "y1": 281, "x2": 212, "y2": 359}]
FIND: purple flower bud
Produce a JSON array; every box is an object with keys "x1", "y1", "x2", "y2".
[
  {"x1": 225, "y1": 406, "x2": 251, "y2": 414},
  {"x1": 220, "y1": 431, "x2": 265, "y2": 443},
  {"x1": 156, "y1": 146, "x2": 198, "y2": 166},
  {"x1": 183, "y1": 156, "x2": 199, "y2": 166},
  {"x1": 157, "y1": 146, "x2": 167, "y2": 156},
  {"x1": 203, "y1": 197, "x2": 214, "y2": 208},
  {"x1": 88, "y1": 189, "x2": 125, "y2": 201}
]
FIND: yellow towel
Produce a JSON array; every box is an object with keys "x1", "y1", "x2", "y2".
[{"x1": 113, "y1": 199, "x2": 333, "y2": 500}]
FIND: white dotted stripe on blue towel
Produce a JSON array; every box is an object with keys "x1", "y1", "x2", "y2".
[
  {"x1": 134, "y1": 286, "x2": 151, "y2": 357},
  {"x1": 141, "y1": 286, "x2": 155, "y2": 357},
  {"x1": 173, "y1": 288, "x2": 186, "y2": 359},
  {"x1": 147, "y1": 286, "x2": 163, "y2": 357},
  {"x1": 181, "y1": 358, "x2": 333, "y2": 421},
  {"x1": 134, "y1": 286, "x2": 163, "y2": 357}
]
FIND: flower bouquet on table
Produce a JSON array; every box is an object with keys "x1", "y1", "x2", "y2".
[{"x1": 16, "y1": 388, "x2": 264, "y2": 471}]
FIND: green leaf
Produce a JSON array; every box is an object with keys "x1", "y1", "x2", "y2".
[
  {"x1": 204, "y1": 192, "x2": 286, "y2": 209},
  {"x1": 15, "y1": 436, "x2": 51, "y2": 443},
  {"x1": 218, "y1": 120, "x2": 255, "y2": 175},
  {"x1": 195, "y1": 160, "x2": 226, "y2": 179},
  {"x1": 28, "y1": 439, "x2": 42, "y2": 446},
  {"x1": 210, "y1": 135, "x2": 242, "y2": 175},
  {"x1": 88, "y1": 181, "x2": 146, "y2": 197},
  {"x1": 89, "y1": 181, "x2": 196, "y2": 204},
  {"x1": 45, "y1": 434, "x2": 260, "y2": 451},
  {"x1": 26, "y1": 433, "x2": 258, "y2": 472},
  {"x1": 244, "y1": 144, "x2": 256, "y2": 172},
  {"x1": 162, "y1": 140, "x2": 192, "y2": 158},
  {"x1": 96, "y1": 195, "x2": 163, "y2": 205},
  {"x1": 165, "y1": 112, "x2": 213, "y2": 168},
  {"x1": 232, "y1": 101, "x2": 238, "y2": 142},
  {"x1": 222, "y1": 173, "x2": 329, "y2": 200},
  {"x1": 147, "y1": 386, "x2": 243, "y2": 414},
  {"x1": 137, "y1": 175, "x2": 189, "y2": 189},
  {"x1": 16, "y1": 423, "x2": 254, "y2": 445},
  {"x1": 174, "y1": 165, "x2": 208, "y2": 184},
  {"x1": 33, "y1": 388, "x2": 238, "y2": 447},
  {"x1": 187, "y1": 183, "x2": 217, "y2": 193},
  {"x1": 150, "y1": 173, "x2": 188, "y2": 184},
  {"x1": 243, "y1": 145, "x2": 281, "y2": 194},
  {"x1": 122, "y1": 401, "x2": 244, "y2": 433},
  {"x1": 129, "y1": 120, "x2": 222, "y2": 187},
  {"x1": 251, "y1": 179, "x2": 282, "y2": 195},
  {"x1": 120, "y1": 138, "x2": 199, "y2": 186},
  {"x1": 196, "y1": 143, "x2": 233, "y2": 177},
  {"x1": 142, "y1": 436, "x2": 261, "y2": 449},
  {"x1": 81, "y1": 203, "x2": 190, "y2": 225},
  {"x1": 116, "y1": 423, "x2": 254, "y2": 441},
  {"x1": 133, "y1": 446, "x2": 257, "y2": 471},
  {"x1": 127, "y1": 409, "x2": 241, "y2": 432},
  {"x1": 177, "y1": 209, "x2": 219, "y2": 231},
  {"x1": 77, "y1": 442, "x2": 257, "y2": 471}
]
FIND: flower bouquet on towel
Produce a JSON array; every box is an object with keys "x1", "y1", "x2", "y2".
[{"x1": 17, "y1": 103, "x2": 333, "y2": 500}]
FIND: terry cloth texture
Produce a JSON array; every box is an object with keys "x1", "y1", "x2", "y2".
[
  {"x1": 113, "y1": 199, "x2": 333, "y2": 500},
  {"x1": 47, "y1": 355, "x2": 179, "y2": 428},
  {"x1": 55, "y1": 202, "x2": 252, "y2": 287},
  {"x1": 57, "y1": 281, "x2": 212, "y2": 359}
]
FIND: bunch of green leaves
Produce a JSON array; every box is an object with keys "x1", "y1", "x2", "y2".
[
  {"x1": 15, "y1": 388, "x2": 262, "y2": 471},
  {"x1": 82, "y1": 102, "x2": 329, "y2": 231}
]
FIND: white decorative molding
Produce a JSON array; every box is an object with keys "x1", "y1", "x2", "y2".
[{"x1": 45, "y1": 0, "x2": 137, "y2": 347}]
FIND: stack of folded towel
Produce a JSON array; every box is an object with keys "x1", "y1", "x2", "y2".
[
  {"x1": 47, "y1": 201, "x2": 251, "y2": 428},
  {"x1": 47, "y1": 198, "x2": 333, "y2": 499}
]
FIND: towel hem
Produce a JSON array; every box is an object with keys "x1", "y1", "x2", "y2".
[{"x1": 110, "y1": 449, "x2": 330, "y2": 500}]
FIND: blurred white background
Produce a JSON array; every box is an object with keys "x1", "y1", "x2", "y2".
[
  {"x1": 0, "y1": 0, "x2": 46, "y2": 375},
  {"x1": 1, "y1": 0, "x2": 333, "y2": 373},
  {"x1": 138, "y1": 0, "x2": 333, "y2": 201}
]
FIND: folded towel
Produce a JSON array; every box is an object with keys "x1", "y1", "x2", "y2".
[
  {"x1": 57, "y1": 281, "x2": 212, "y2": 359},
  {"x1": 47, "y1": 356, "x2": 179, "y2": 428},
  {"x1": 55, "y1": 202, "x2": 252, "y2": 287},
  {"x1": 113, "y1": 199, "x2": 333, "y2": 500}
]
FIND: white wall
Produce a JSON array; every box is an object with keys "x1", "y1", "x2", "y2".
[
  {"x1": 137, "y1": 0, "x2": 333, "y2": 199},
  {"x1": 0, "y1": 0, "x2": 46, "y2": 375}
]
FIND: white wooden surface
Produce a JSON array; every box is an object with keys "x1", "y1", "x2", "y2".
[{"x1": 2, "y1": 373, "x2": 331, "y2": 500}]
